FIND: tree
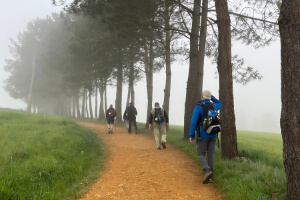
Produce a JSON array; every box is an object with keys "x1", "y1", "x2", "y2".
[
  {"x1": 215, "y1": 0, "x2": 238, "y2": 159},
  {"x1": 183, "y1": 0, "x2": 202, "y2": 139},
  {"x1": 278, "y1": 0, "x2": 300, "y2": 199}
]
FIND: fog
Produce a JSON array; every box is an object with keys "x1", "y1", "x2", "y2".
[{"x1": 0, "y1": 1, "x2": 281, "y2": 134}]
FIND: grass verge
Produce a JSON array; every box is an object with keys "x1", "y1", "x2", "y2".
[{"x1": 0, "y1": 109, "x2": 107, "y2": 200}]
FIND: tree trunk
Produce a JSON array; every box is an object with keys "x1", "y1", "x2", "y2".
[
  {"x1": 215, "y1": 0, "x2": 238, "y2": 159},
  {"x1": 129, "y1": 44, "x2": 135, "y2": 105},
  {"x1": 76, "y1": 92, "x2": 81, "y2": 118},
  {"x1": 88, "y1": 88, "x2": 93, "y2": 119},
  {"x1": 126, "y1": 86, "x2": 130, "y2": 106},
  {"x1": 278, "y1": 1, "x2": 300, "y2": 199},
  {"x1": 130, "y1": 82, "x2": 135, "y2": 106},
  {"x1": 105, "y1": 83, "x2": 107, "y2": 112},
  {"x1": 85, "y1": 91, "x2": 89, "y2": 118},
  {"x1": 183, "y1": 0, "x2": 201, "y2": 139},
  {"x1": 95, "y1": 80, "x2": 98, "y2": 119},
  {"x1": 81, "y1": 88, "x2": 86, "y2": 118},
  {"x1": 115, "y1": 50, "x2": 123, "y2": 122},
  {"x1": 163, "y1": 0, "x2": 171, "y2": 114},
  {"x1": 144, "y1": 39, "x2": 154, "y2": 128},
  {"x1": 197, "y1": 0, "x2": 208, "y2": 94},
  {"x1": 99, "y1": 79, "x2": 105, "y2": 120},
  {"x1": 72, "y1": 94, "x2": 76, "y2": 118},
  {"x1": 27, "y1": 47, "x2": 36, "y2": 113}
]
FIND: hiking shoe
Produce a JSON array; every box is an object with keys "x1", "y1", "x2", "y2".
[
  {"x1": 209, "y1": 178, "x2": 213, "y2": 183},
  {"x1": 162, "y1": 142, "x2": 166, "y2": 149},
  {"x1": 157, "y1": 147, "x2": 162, "y2": 150},
  {"x1": 203, "y1": 171, "x2": 213, "y2": 184}
]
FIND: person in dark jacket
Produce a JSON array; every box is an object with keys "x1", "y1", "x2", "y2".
[
  {"x1": 148, "y1": 102, "x2": 169, "y2": 150},
  {"x1": 189, "y1": 90, "x2": 222, "y2": 184},
  {"x1": 124, "y1": 103, "x2": 138, "y2": 134},
  {"x1": 123, "y1": 103, "x2": 130, "y2": 129},
  {"x1": 106, "y1": 104, "x2": 117, "y2": 134}
]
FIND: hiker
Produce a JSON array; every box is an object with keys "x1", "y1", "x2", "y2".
[
  {"x1": 123, "y1": 103, "x2": 130, "y2": 129},
  {"x1": 106, "y1": 104, "x2": 117, "y2": 134},
  {"x1": 148, "y1": 102, "x2": 169, "y2": 150},
  {"x1": 124, "y1": 102, "x2": 138, "y2": 134},
  {"x1": 189, "y1": 90, "x2": 222, "y2": 184}
]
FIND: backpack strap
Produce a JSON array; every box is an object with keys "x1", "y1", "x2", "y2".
[{"x1": 198, "y1": 102, "x2": 215, "y2": 118}]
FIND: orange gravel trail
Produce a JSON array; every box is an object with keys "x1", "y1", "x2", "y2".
[{"x1": 78, "y1": 122, "x2": 226, "y2": 200}]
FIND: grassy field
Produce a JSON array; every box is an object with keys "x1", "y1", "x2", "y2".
[
  {"x1": 137, "y1": 123, "x2": 287, "y2": 200},
  {"x1": 0, "y1": 109, "x2": 286, "y2": 200},
  {"x1": 0, "y1": 109, "x2": 107, "y2": 200}
]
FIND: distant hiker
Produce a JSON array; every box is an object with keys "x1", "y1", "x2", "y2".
[
  {"x1": 149, "y1": 102, "x2": 169, "y2": 150},
  {"x1": 123, "y1": 103, "x2": 130, "y2": 129},
  {"x1": 106, "y1": 104, "x2": 117, "y2": 134},
  {"x1": 124, "y1": 102, "x2": 138, "y2": 134},
  {"x1": 189, "y1": 90, "x2": 222, "y2": 184}
]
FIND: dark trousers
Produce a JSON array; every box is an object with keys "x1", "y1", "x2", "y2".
[
  {"x1": 196, "y1": 137, "x2": 217, "y2": 173},
  {"x1": 128, "y1": 118, "x2": 137, "y2": 133}
]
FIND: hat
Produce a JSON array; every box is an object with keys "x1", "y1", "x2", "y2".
[
  {"x1": 154, "y1": 102, "x2": 159, "y2": 107},
  {"x1": 202, "y1": 90, "x2": 211, "y2": 100}
]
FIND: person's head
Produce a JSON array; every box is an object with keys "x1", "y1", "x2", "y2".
[
  {"x1": 110, "y1": 104, "x2": 113, "y2": 108},
  {"x1": 202, "y1": 90, "x2": 211, "y2": 100},
  {"x1": 154, "y1": 102, "x2": 160, "y2": 108},
  {"x1": 129, "y1": 102, "x2": 133, "y2": 106}
]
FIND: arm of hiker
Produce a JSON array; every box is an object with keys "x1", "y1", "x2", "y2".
[
  {"x1": 211, "y1": 95, "x2": 222, "y2": 111},
  {"x1": 149, "y1": 113, "x2": 153, "y2": 130},
  {"x1": 188, "y1": 105, "x2": 200, "y2": 141}
]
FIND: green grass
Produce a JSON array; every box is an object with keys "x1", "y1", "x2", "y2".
[
  {"x1": 0, "y1": 109, "x2": 107, "y2": 200},
  {"x1": 137, "y1": 123, "x2": 287, "y2": 200},
  {"x1": 0, "y1": 110, "x2": 286, "y2": 200}
]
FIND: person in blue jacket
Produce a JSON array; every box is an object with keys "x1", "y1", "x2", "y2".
[{"x1": 189, "y1": 90, "x2": 222, "y2": 184}]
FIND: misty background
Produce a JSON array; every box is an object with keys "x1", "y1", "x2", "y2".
[{"x1": 0, "y1": 1, "x2": 281, "y2": 133}]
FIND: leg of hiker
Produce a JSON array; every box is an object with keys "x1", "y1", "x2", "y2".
[
  {"x1": 133, "y1": 119, "x2": 137, "y2": 133},
  {"x1": 197, "y1": 138, "x2": 210, "y2": 172},
  {"x1": 128, "y1": 119, "x2": 132, "y2": 133},
  {"x1": 153, "y1": 125, "x2": 162, "y2": 150},
  {"x1": 107, "y1": 119, "x2": 111, "y2": 134},
  {"x1": 161, "y1": 124, "x2": 167, "y2": 149},
  {"x1": 207, "y1": 137, "x2": 217, "y2": 172},
  {"x1": 197, "y1": 138, "x2": 213, "y2": 184}
]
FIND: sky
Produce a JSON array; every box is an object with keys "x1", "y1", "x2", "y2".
[{"x1": 0, "y1": 1, "x2": 281, "y2": 133}]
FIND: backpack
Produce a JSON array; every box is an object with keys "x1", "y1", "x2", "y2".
[
  {"x1": 127, "y1": 106, "x2": 137, "y2": 119},
  {"x1": 198, "y1": 102, "x2": 221, "y2": 134},
  {"x1": 152, "y1": 108, "x2": 165, "y2": 124},
  {"x1": 108, "y1": 108, "x2": 116, "y2": 117}
]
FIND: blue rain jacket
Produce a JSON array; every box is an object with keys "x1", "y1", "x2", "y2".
[{"x1": 189, "y1": 95, "x2": 222, "y2": 138}]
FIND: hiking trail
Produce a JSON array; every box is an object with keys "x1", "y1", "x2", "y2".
[{"x1": 78, "y1": 122, "x2": 226, "y2": 200}]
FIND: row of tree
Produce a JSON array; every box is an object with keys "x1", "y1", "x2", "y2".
[{"x1": 4, "y1": 0, "x2": 299, "y2": 198}]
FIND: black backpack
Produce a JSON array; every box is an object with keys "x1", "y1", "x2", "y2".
[
  {"x1": 127, "y1": 106, "x2": 137, "y2": 119},
  {"x1": 198, "y1": 103, "x2": 221, "y2": 134},
  {"x1": 152, "y1": 108, "x2": 165, "y2": 124}
]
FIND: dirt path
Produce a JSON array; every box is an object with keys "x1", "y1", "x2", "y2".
[{"x1": 78, "y1": 122, "x2": 226, "y2": 200}]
